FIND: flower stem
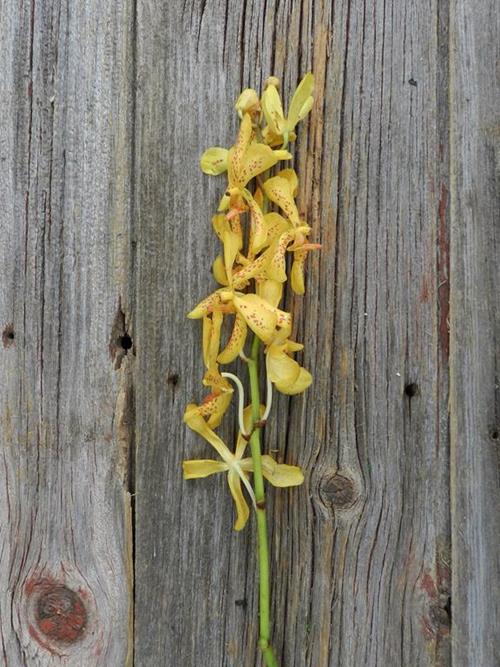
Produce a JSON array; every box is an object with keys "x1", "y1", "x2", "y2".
[{"x1": 247, "y1": 335, "x2": 279, "y2": 667}]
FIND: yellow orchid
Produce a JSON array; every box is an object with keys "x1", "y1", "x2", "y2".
[
  {"x1": 261, "y1": 73, "x2": 314, "y2": 147},
  {"x1": 185, "y1": 74, "x2": 317, "y2": 665},
  {"x1": 200, "y1": 113, "x2": 291, "y2": 219},
  {"x1": 266, "y1": 338, "x2": 312, "y2": 395},
  {"x1": 183, "y1": 405, "x2": 303, "y2": 530},
  {"x1": 199, "y1": 113, "x2": 291, "y2": 184}
]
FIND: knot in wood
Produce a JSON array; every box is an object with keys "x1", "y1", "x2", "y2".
[
  {"x1": 2, "y1": 323, "x2": 15, "y2": 348},
  {"x1": 320, "y1": 472, "x2": 358, "y2": 510},
  {"x1": 35, "y1": 586, "x2": 87, "y2": 643}
]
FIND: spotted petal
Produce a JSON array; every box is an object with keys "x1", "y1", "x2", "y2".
[
  {"x1": 187, "y1": 290, "x2": 223, "y2": 319},
  {"x1": 240, "y1": 144, "x2": 289, "y2": 187},
  {"x1": 228, "y1": 113, "x2": 253, "y2": 186},
  {"x1": 291, "y1": 249, "x2": 307, "y2": 294},
  {"x1": 265, "y1": 231, "x2": 294, "y2": 282},
  {"x1": 200, "y1": 147, "x2": 229, "y2": 175},
  {"x1": 184, "y1": 404, "x2": 233, "y2": 462},
  {"x1": 242, "y1": 190, "x2": 267, "y2": 254},
  {"x1": 263, "y1": 176, "x2": 301, "y2": 227},
  {"x1": 217, "y1": 313, "x2": 248, "y2": 364},
  {"x1": 233, "y1": 293, "x2": 278, "y2": 345}
]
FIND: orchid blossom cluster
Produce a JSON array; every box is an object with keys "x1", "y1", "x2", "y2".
[{"x1": 183, "y1": 74, "x2": 318, "y2": 532}]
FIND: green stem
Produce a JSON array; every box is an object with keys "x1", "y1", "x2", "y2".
[{"x1": 247, "y1": 335, "x2": 279, "y2": 667}]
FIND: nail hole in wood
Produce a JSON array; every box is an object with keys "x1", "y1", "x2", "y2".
[
  {"x1": 167, "y1": 373, "x2": 179, "y2": 386},
  {"x1": 489, "y1": 426, "x2": 499, "y2": 441},
  {"x1": 109, "y1": 301, "x2": 134, "y2": 370},
  {"x1": 2, "y1": 323, "x2": 15, "y2": 348},
  {"x1": 119, "y1": 334, "x2": 133, "y2": 350},
  {"x1": 404, "y1": 382, "x2": 419, "y2": 398}
]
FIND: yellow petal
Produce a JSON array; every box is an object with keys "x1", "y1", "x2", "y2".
[
  {"x1": 228, "y1": 114, "x2": 253, "y2": 186},
  {"x1": 202, "y1": 367, "x2": 232, "y2": 391},
  {"x1": 275, "y1": 168, "x2": 299, "y2": 196},
  {"x1": 254, "y1": 186, "x2": 264, "y2": 210},
  {"x1": 212, "y1": 213, "x2": 228, "y2": 240},
  {"x1": 206, "y1": 310, "x2": 223, "y2": 368},
  {"x1": 212, "y1": 255, "x2": 229, "y2": 286},
  {"x1": 202, "y1": 316, "x2": 212, "y2": 367},
  {"x1": 272, "y1": 149, "x2": 293, "y2": 161},
  {"x1": 235, "y1": 88, "x2": 260, "y2": 119},
  {"x1": 256, "y1": 279, "x2": 283, "y2": 308},
  {"x1": 274, "y1": 366, "x2": 312, "y2": 395},
  {"x1": 261, "y1": 84, "x2": 285, "y2": 136},
  {"x1": 267, "y1": 345, "x2": 301, "y2": 387},
  {"x1": 187, "y1": 290, "x2": 223, "y2": 319},
  {"x1": 263, "y1": 176, "x2": 301, "y2": 226},
  {"x1": 233, "y1": 293, "x2": 278, "y2": 344},
  {"x1": 222, "y1": 228, "x2": 241, "y2": 280},
  {"x1": 195, "y1": 389, "x2": 233, "y2": 429},
  {"x1": 287, "y1": 73, "x2": 314, "y2": 130},
  {"x1": 217, "y1": 313, "x2": 248, "y2": 364},
  {"x1": 291, "y1": 249, "x2": 307, "y2": 294},
  {"x1": 264, "y1": 212, "x2": 291, "y2": 246},
  {"x1": 261, "y1": 455, "x2": 304, "y2": 487},
  {"x1": 183, "y1": 459, "x2": 228, "y2": 479},
  {"x1": 227, "y1": 471, "x2": 250, "y2": 531},
  {"x1": 218, "y1": 194, "x2": 230, "y2": 211},
  {"x1": 262, "y1": 126, "x2": 285, "y2": 148},
  {"x1": 265, "y1": 231, "x2": 294, "y2": 283},
  {"x1": 229, "y1": 216, "x2": 243, "y2": 250},
  {"x1": 241, "y1": 190, "x2": 267, "y2": 254},
  {"x1": 285, "y1": 340, "x2": 304, "y2": 353},
  {"x1": 275, "y1": 307, "x2": 292, "y2": 332},
  {"x1": 288, "y1": 367, "x2": 313, "y2": 394},
  {"x1": 184, "y1": 404, "x2": 233, "y2": 462},
  {"x1": 239, "y1": 143, "x2": 285, "y2": 187},
  {"x1": 232, "y1": 253, "x2": 269, "y2": 289},
  {"x1": 200, "y1": 147, "x2": 229, "y2": 175}
]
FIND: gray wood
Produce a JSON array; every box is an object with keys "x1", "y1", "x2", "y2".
[
  {"x1": 0, "y1": 1, "x2": 134, "y2": 664},
  {"x1": 449, "y1": 1, "x2": 500, "y2": 666},
  {"x1": 2, "y1": 0, "x2": 498, "y2": 665},
  {"x1": 133, "y1": 0, "x2": 457, "y2": 665}
]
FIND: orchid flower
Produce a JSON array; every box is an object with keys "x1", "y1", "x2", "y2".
[
  {"x1": 183, "y1": 405, "x2": 303, "y2": 530},
  {"x1": 184, "y1": 73, "x2": 317, "y2": 667},
  {"x1": 261, "y1": 73, "x2": 314, "y2": 148}
]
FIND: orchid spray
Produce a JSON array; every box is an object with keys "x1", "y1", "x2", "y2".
[{"x1": 183, "y1": 73, "x2": 318, "y2": 666}]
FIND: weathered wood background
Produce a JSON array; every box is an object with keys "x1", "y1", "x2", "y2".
[{"x1": 0, "y1": 0, "x2": 498, "y2": 665}]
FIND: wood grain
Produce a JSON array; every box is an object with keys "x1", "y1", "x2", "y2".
[
  {"x1": 449, "y1": 2, "x2": 500, "y2": 665},
  {"x1": 1, "y1": 0, "x2": 497, "y2": 665},
  {"x1": 0, "y1": 1, "x2": 134, "y2": 664},
  {"x1": 133, "y1": 0, "x2": 456, "y2": 665}
]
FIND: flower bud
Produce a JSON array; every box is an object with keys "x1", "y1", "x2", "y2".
[
  {"x1": 235, "y1": 88, "x2": 260, "y2": 120},
  {"x1": 264, "y1": 76, "x2": 280, "y2": 88}
]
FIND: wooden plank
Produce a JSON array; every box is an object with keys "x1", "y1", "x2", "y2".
[
  {"x1": 449, "y1": 1, "x2": 500, "y2": 665},
  {"x1": 0, "y1": 1, "x2": 134, "y2": 663},
  {"x1": 134, "y1": 1, "x2": 452, "y2": 665}
]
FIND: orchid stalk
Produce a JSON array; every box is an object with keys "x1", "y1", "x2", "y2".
[{"x1": 183, "y1": 73, "x2": 318, "y2": 666}]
